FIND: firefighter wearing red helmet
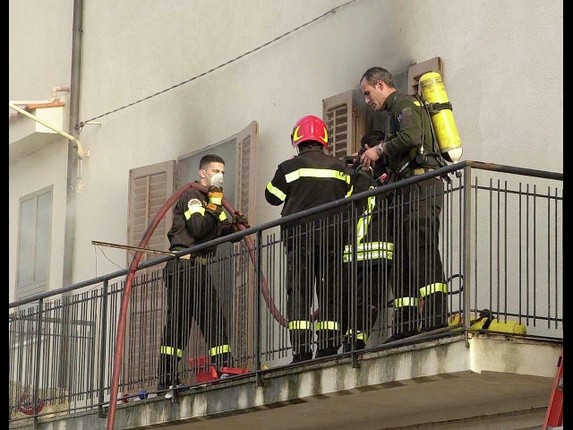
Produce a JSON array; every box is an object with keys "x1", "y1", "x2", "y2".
[{"x1": 265, "y1": 114, "x2": 352, "y2": 362}]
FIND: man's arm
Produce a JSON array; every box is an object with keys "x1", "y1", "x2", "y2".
[
  {"x1": 184, "y1": 189, "x2": 220, "y2": 239},
  {"x1": 265, "y1": 166, "x2": 288, "y2": 206},
  {"x1": 360, "y1": 99, "x2": 425, "y2": 168},
  {"x1": 382, "y1": 98, "x2": 425, "y2": 158}
]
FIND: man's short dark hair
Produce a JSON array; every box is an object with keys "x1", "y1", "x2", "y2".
[
  {"x1": 360, "y1": 67, "x2": 395, "y2": 88},
  {"x1": 297, "y1": 140, "x2": 324, "y2": 150},
  {"x1": 199, "y1": 154, "x2": 225, "y2": 169},
  {"x1": 361, "y1": 131, "x2": 385, "y2": 149}
]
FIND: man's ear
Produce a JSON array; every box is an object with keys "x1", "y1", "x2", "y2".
[{"x1": 199, "y1": 168, "x2": 206, "y2": 179}]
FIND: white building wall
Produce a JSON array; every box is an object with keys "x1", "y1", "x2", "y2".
[
  {"x1": 8, "y1": 142, "x2": 70, "y2": 302},
  {"x1": 401, "y1": 1, "x2": 563, "y2": 170},
  {"x1": 9, "y1": 0, "x2": 563, "y2": 291},
  {"x1": 9, "y1": 0, "x2": 75, "y2": 301},
  {"x1": 8, "y1": 0, "x2": 74, "y2": 100}
]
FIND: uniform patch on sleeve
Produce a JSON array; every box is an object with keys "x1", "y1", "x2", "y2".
[
  {"x1": 187, "y1": 198, "x2": 203, "y2": 210},
  {"x1": 397, "y1": 107, "x2": 415, "y2": 127}
]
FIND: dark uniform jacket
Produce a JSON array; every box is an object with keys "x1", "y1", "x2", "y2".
[
  {"x1": 167, "y1": 183, "x2": 233, "y2": 256},
  {"x1": 382, "y1": 90, "x2": 437, "y2": 176},
  {"x1": 265, "y1": 145, "x2": 352, "y2": 224}
]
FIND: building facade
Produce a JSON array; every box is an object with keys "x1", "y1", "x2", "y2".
[{"x1": 9, "y1": 1, "x2": 563, "y2": 429}]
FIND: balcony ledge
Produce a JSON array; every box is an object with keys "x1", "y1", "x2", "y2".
[
  {"x1": 9, "y1": 102, "x2": 67, "y2": 164},
  {"x1": 10, "y1": 334, "x2": 562, "y2": 430}
]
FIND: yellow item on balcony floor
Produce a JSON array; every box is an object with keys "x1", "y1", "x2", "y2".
[{"x1": 448, "y1": 310, "x2": 526, "y2": 335}]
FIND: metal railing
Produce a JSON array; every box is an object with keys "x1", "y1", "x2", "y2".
[{"x1": 9, "y1": 160, "x2": 563, "y2": 425}]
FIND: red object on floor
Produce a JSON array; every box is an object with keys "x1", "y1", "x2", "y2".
[
  {"x1": 188, "y1": 355, "x2": 209, "y2": 369},
  {"x1": 543, "y1": 351, "x2": 563, "y2": 430},
  {"x1": 188, "y1": 356, "x2": 249, "y2": 383},
  {"x1": 220, "y1": 366, "x2": 250, "y2": 376}
]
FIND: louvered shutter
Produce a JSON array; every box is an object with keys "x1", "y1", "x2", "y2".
[
  {"x1": 127, "y1": 160, "x2": 175, "y2": 266},
  {"x1": 407, "y1": 56, "x2": 443, "y2": 95},
  {"x1": 231, "y1": 121, "x2": 258, "y2": 370},
  {"x1": 234, "y1": 121, "x2": 258, "y2": 225},
  {"x1": 124, "y1": 160, "x2": 175, "y2": 392},
  {"x1": 323, "y1": 91, "x2": 354, "y2": 159}
]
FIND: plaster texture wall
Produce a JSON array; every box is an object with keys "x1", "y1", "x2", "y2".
[{"x1": 9, "y1": 0, "x2": 563, "y2": 289}]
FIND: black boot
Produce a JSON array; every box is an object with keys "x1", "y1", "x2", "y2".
[
  {"x1": 211, "y1": 351, "x2": 232, "y2": 368},
  {"x1": 383, "y1": 330, "x2": 418, "y2": 344},
  {"x1": 289, "y1": 329, "x2": 314, "y2": 363},
  {"x1": 385, "y1": 305, "x2": 419, "y2": 342},
  {"x1": 157, "y1": 353, "x2": 180, "y2": 391},
  {"x1": 421, "y1": 292, "x2": 448, "y2": 332},
  {"x1": 342, "y1": 339, "x2": 366, "y2": 352},
  {"x1": 291, "y1": 350, "x2": 313, "y2": 363},
  {"x1": 211, "y1": 351, "x2": 233, "y2": 377},
  {"x1": 315, "y1": 347, "x2": 340, "y2": 358},
  {"x1": 315, "y1": 328, "x2": 341, "y2": 358}
]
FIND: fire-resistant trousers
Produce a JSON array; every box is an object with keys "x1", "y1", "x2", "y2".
[
  {"x1": 344, "y1": 198, "x2": 393, "y2": 351},
  {"x1": 389, "y1": 176, "x2": 448, "y2": 339},
  {"x1": 158, "y1": 257, "x2": 230, "y2": 387},
  {"x1": 285, "y1": 216, "x2": 347, "y2": 361}
]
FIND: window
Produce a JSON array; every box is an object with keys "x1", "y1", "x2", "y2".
[
  {"x1": 322, "y1": 57, "x2": 443, "y2": 156},
  {"x1": 127, "y1": 120, "x2": 258, "y2": 282},
  {"x1": 176, "y1": 121, "x2": 258, "y2": 224},
  {"x1": 16, "y1": 187, "x2": 52, "y2": 300}
]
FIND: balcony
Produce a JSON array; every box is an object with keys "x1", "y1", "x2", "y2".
[
  {"x1": 9, "y1": 101, "x2": 69, "y2": 164},
  {"x1": 8, "y1": 161, "x2": 563, "y2": 430}
]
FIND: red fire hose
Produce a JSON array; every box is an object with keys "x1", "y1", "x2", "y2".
[{"x1": 106, "y1": 182, "x2": 286, "y2": 430}]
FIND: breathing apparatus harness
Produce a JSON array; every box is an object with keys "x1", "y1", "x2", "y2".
[{"x1": 392, "y1": 94, "x2": 453, "y2": 183}]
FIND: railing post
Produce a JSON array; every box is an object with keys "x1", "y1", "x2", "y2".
[
  {"x1": 348, "y1": 201, "x2": 360, "y2": 368},
  {"x1": 98, "y1": 280, "x2": 109, "y2": 417},
  {"x1": 462, "y1": 165, "x2": 473, "y2": 348},
  {"x1": 32, "y1": 299, "x2": 44, "y2": 429},
  {"x1": 254, "y1": 231, "x2": 264, "y2": 387}
]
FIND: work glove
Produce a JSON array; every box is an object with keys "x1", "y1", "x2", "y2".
[
  {"x1": 207, "y1": 187, "x2": 223, "y2": 214},
  {"x1": 232, "y1": 211, "x2": 250, "y2": 229}
]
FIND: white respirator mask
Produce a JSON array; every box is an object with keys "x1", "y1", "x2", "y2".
[{"x1": 210, "y1": 172, "x2": 224, "y2": 189}]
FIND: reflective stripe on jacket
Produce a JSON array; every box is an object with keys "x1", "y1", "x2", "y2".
[{"x1": 265, "y1": 145, "x2": 352, "y2": 218}]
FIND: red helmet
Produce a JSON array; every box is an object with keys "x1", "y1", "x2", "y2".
[{"x1": 291, "y1": 115, "x2": 329, "y2": 149}]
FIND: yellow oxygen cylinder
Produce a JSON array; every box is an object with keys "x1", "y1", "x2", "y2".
[{"x1": 419, "y1": 72, "x2": 462, "y2": 162}]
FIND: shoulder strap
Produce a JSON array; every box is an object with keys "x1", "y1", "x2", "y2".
[
  {"x1": 414, "y1": 94, "x2": 453, "y2": 182},
  {"x1": 415, "y1": 94, "x2": 441, "y2": 157}
]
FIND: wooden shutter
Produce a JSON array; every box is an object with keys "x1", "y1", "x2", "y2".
[
  {"x1": 323, "y1": 91, "x2": 355, "y2": 158},
  {"x1": 127, "y1": 160, "x2": 176, "y2": 267},
  {"x1": 234, "y1": 121, "x2": 258, "y2": 226},
  {"x1": 232, "y1": 121, "x2": 258, "y2": 369},
  {"x1": 323, "y1": 90, "x2": 367, "y2": 158},
  {"x1": 407, "y1": 56, "x2": 443, "y2": 95},
  {"x1": 124, "y1": 160, "x2": 175, "y2": 391}
]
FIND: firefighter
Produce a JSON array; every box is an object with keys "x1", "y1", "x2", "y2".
[
  {"x1": 359, "y1": 67, "x2": 448, "y2": 342},
  {"x1": 157, "y1": 154, "x2": 247, "y2": 396},
  {"x1": 265, "y1": 115, "x2": 352, "y2": 362},
  {"x1": 342, "y1": 132, "x2": 393, "y2": 351}
]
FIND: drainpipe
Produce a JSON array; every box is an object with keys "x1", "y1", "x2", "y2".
[{"x1": 63, "y1": 0, "x2": 84, "y2": 289}]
